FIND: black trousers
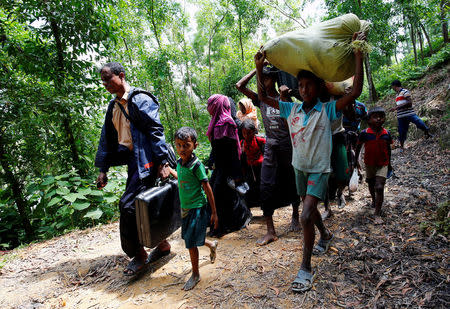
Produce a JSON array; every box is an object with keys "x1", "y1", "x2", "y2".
[
  {"x1": 260, "y1": 142, "x2": 299, "y2": 217},
  {"x1": 119, "y1": 152, "x2": 155, "y2": 258}
]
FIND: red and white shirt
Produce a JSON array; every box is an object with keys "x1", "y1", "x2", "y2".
[{"x1": 395, "y1": 88, "x2": 415, "y2": 119}]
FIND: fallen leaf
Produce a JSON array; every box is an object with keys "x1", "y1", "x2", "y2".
[
  {"x1": 329, "y1": 246, "x2": 339, "y2": 253},
  {"x1": 270, "y1": 286, "x2": 279, "y2": 296},
  {"x1": 374, "y1": 259, "x2": 383, "y2": 264}
]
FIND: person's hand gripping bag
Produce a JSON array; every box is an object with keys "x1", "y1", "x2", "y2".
[{"x1": 262, "y1": 13, "x2": 371, "y2": 82}]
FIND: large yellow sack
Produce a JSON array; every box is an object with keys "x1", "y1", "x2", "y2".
[{"x1": 262, "y1": 14, "x2": 370, "y2": 82}]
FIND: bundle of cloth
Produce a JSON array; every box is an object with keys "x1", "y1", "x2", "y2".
[
  {"x1": 236, "y1": 98, "x2": 259, "y2": 129},
  {"x1": 262, "y1": 13, "x2": 371, "y2": 85}
]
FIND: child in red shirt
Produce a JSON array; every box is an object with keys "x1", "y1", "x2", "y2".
[
  {"x1": 355, "y1": 107, "x2": 392, "y2": 216},
  {"x1": 241, "y1": 119, "x2": 266, "y2": 207}
]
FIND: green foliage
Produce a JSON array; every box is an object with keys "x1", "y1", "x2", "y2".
[
  {"x1": 363, "y1": 39, "x2": 449, "y2": 100},
  {"x1": 421, "y1": 201, "x2": 450, "y2": 236},
  {"x1": 0, "y1": 170, "x2": 124, "y2": 249}
]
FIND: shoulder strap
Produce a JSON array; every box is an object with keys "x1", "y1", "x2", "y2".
[
  {"x1": 115, "y1": 89, "x2": 159, "y2": 131},
  {"x1": 116, "y1": 101, "x2": 131, "y2": 121},
  {"x1": 191, "y1": 158, "x2": 201, "y2": 174}
]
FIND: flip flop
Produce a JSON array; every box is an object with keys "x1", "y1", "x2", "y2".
[
  {"x1": 312, "y1": 233, "x2": 334, "y2": 255},
  {"x1": 123, "y1": 257, "x2": 148, "y2": 276},
  {"x1": 292, "y1": 269, "x2": 316, "y2": 293},
  {"x1": 146, "y1": 247, "x2": 170, "y2": 264}
]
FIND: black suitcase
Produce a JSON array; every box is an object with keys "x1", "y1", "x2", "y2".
[{"x1": 135, "y1": 179, "x2": 182, "y2": 248}]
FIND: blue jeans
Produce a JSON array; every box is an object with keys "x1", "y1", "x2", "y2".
[{"x1": 398, "y1": 114, "x2": 429, "y2": 144}]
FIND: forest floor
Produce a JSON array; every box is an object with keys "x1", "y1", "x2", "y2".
[{"x1": 1, "y1": 65, "x2": 449, "y2": 309}]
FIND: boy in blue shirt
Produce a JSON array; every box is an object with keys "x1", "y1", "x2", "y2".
[
  {"x1": 254, "y1": 31, "x2": 366, "y2": 292},
  {"x1": 169, "y1": 127, "x2": 219, "y2": 291}
]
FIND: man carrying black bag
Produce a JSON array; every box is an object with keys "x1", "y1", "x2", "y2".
[{"x1": 95, "y1": 62, "x2": 172, "y2": 276}]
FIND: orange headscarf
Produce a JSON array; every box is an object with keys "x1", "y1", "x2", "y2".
[{"x1": 236, "y1": 98, "x2": 259, "y2": 128}]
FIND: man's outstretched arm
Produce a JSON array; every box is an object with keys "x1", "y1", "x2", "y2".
[{"x1": 235, "y1": 69, "x2": 258, "y2": 102}]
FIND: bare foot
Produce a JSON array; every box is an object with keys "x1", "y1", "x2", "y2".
[
  {"x1": 209, "y1": 240, "x2": 218, "y2": 263},
  {"x1": 321, "y1": 209, "x2": 333, "y2": 221},
  {"x1": 182, "y1": 274, "x2": 200, "y2": 291},
  {"x1": 288, "y1": 217, "x2": 301, "y2": 232},
  {"x1": 256, "y1": 233, "x2": 278, "y2": 246}
]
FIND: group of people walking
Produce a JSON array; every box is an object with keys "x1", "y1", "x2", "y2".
[{"x1": 94, "y1": 30, "x2": 432, "y2": 292}]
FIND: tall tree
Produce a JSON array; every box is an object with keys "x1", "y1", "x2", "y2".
[{"x1": 440, "y1": 0, "x2": 449, "y2": 43}]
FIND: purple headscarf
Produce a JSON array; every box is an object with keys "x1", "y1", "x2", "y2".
[{"x1": 206, "y1": 94, "x2": 241, "y2": 156}]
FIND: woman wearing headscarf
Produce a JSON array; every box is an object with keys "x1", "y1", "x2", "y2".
[
  {"x1": 206, "y1": 94, "x2": 252, "y2": 237},
  {"x1": 236, "y1": 98, "x2": 259, "y2": 129}
]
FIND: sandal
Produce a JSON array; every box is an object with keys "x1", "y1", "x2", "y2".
[
  {"x1": 123, "y1": 257, "x2": 148, "y2": 276},
  {"x1": 146, "y1": 247, "x2": 170, "y2": 264},
  {"x1": 292, "y1": 269, "x2": 316, "y2": 293},
  {"x1": 312, "y1": 233, "x2": 334, "y2": 255}
]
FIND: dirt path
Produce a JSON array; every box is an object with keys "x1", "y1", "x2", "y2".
[{"x1": 1, "y1": 136, "x2": 448, "y2": 309}]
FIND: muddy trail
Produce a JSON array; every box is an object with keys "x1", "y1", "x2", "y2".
[{"x1": 1, "y1": 66, "x2": 449, "y2": 308}]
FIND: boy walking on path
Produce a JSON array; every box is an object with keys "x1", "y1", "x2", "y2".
[
  {"x1": 95, "y1": 62, "x2": 171, "y2": 276},
  {"x1": 169, "y1": 127, "x2": 219, "y2": 291},
  {"x1": 390, "y1": 80, "x2": 432, "y2": 150},
  {"x1": 355, "y1": 107, "x2": 393, "y2": 216},
  {"x1": 254, "y1": 31, "x2": 366, "y2": 292}
]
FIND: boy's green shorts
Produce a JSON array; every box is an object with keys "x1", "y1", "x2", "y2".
[{"x1": 294, "y1": 169, "x2": 330, "y2": 201}]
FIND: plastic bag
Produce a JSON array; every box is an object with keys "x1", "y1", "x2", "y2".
[
  {"x1": 349, "y1": 169, "x2": 359, "y2": 192},
  {"x1": 262, "y1": 14, "x2": 371, "y2": 82}
]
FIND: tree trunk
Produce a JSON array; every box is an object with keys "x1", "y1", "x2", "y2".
[
  {"x1": 180, "y1": 51, "x2": 197, "y2": 129},
  {"x1": 159, "y1": 93, "x2": 174, "y2": 141},
  {"x1": 148, "y1": 2, "x2": 180, "y2": 118},
  {"x1": 394, "y1": 46, "x2": 399, "y2": 64},
  {"x1": 49, "y1": 17, "x2": 83, "y2": 175},
  {"x1": 122, "y1": 37, "x2": 133, "y2": 66},
  {"x1": 418, "y1": 30, "x2": 424, "y2": 63},
  {"x1": 167, "y1": 76, "x2": 180, "y2": 117},
  {"x1": 207, "y1": 15, "x2": 226, "y2": 96},
  {"x1": 238, "y1": 14, "x2": 244, "y2": 63},
  {"x1": 441, "y1": 0, "x2": 449, "y2": 43},
  {"x1": 149, "y1": 1, "x2": 162, "y2": 49},
  {"x1": 208, "y1": 36, "x2": 212, "y2": 96},
  {"x1": 0, "y1": 135, "x2": 34, "y2": 240},
  {"x1": 410, "y1": 24, "x2": 418, "y2": 65},
  {"x1": 364, "y1": 56, "x2": 378, "y2": 103},
  {"x1": 182, "y1": 42, "x2": 199, "y2": 130},
  {"x1": 62, "y1": 116, "x2": 82, "y2": 173},
  {"x1": 419, "y1": 22, "x2": 433, "y2": 54}
]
